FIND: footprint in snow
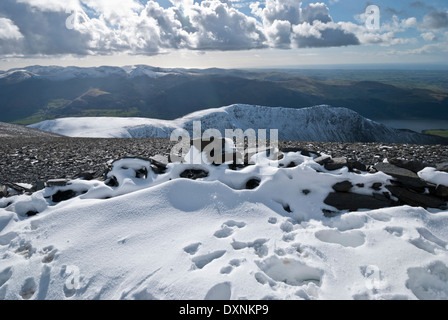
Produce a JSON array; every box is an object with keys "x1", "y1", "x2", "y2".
[
  {"x1": 213, "y1": 220, "x2": 246, "y2": 239},
  {"x1": 408, "y1": 228, "x2": 448, "y2": 255},
  {"x1": 220, "y1": 259, "x2": 245, "y2": 274}
]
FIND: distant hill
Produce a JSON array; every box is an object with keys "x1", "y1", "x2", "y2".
[
  {"x1": 29, "y1": 104, "x2": 448, "y2": 145},
  {"x1": 0, "y1": 65, "x2": 447, "y2": 125}
]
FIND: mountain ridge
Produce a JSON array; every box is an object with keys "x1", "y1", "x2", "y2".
[
  {"x1": 29, "y1": 104, "x2": 448, "y2": 145},
  {"x1": 1, "y1": 65, "x2": 447, "y2": 125}
]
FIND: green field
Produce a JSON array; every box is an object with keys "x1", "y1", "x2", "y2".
[{"x1": 423, "y1": 129, "x2": 448, "y2": 138}]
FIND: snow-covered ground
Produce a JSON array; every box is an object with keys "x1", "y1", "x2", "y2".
[
  {"x1": 1, "y1": 148, "x2": 448, "y2": 300},
  {"x1": 29, "y1": 104, "x2": 440, "y2": 144}
]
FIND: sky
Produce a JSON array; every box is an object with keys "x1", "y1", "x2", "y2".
[{"x1": 0, "y1": 0, "x2": 447, "y2": 70}]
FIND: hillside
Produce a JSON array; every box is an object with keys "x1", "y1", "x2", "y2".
[
  {"x1": 0, "y1": 66, "x2": 447, "y2": 124},
  {"x1": 29, "y1": 104, "x2": 448, "y2": 145}
]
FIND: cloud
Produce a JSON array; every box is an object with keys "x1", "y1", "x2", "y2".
[
  {"x1": 422, "y1": 10, "x2": 448, "y2": 30},
  {"x1": 0, "y1": 18, "x2": 23, "y2": 40},
  {"x1": 0, "y1": 0, "x2": 427, "y2": 57}
]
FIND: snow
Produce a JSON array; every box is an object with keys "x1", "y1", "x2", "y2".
[
  {"x1": 1, "y1": 65, "x2": 178, "y2": 82},
  {"x1": 1, "y1": 148, "x2": 448, "y2": 300},
  {"x1": 29, "y1": 104, "x2": 433, "y2": 144}
]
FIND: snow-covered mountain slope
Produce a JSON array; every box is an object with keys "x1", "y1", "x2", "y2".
[
  {"x1": 29, "y1": 104, "x2": 447, "y2": 144},
  {"x1": 0, "y1": 65, "x2": 184, "y2": 82},
  {"x1": 1, "y1": 149, "x2": 448, "y2": 300}
]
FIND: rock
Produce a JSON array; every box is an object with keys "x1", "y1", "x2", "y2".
[
  {"x1": 356, "y1": 183, "x2": 365, "y2": 188},
  {"x1": 332, "y1": 181, "x2": 353, "y2": 193},
  {"x1": 436, "y1": 162, "x2": 448, "y2": 172},
  {"x1": 0, "y1": 184, "x2": 7, "y2": 198},
  {"x1": 388, "y1": 158, "x2": 429, "y2": 173},
  {"x1": 46, "y1": 179, "x2": 69, "y2": 187},
  {"x1": 135, "y1": 167, "x2": 148, "y2": 179},
  {"x1": 374, "y1": 163, "x2": 433, "y2": 192},
  {"x1": 75, "y1": 172, "x2": 95, "y2": 181},
  {"x1": 33, "y1": 181, "x2": 46, "y2": 192},
  {"x1": 246, "y1": 178, "x2": 261, "y2": 190},
  {"x1": 386, "y1": 186, "x2": 447, "y2": 209},
  {"x1": 325, "y1": 157, "x2": 348, "y2": 171},
  {"x1": 51, "y1": 190, "x2": 77, "y2": 203},
  {"x1": 149, "y1": 156, "x2": 168, "y2": 174},
  {"x1": 435, "y1": 185, "x2": 448, "y2": 199},
  {"x1": 302, "y1": 189, "x2": 311, "y2": 195},
  {"x1": 26, "y1": 211, "x2": 39, "y2": 217},
  {"x1": 314, "y1": 155, "x2": 332, "y2": 165},
  {"x1": 347, "y1": 160, "x2": 367, "y2": 172},
  {"x1": 179, "y1": 169, "x2": 209, "y2": 180},
  {"x1": 105, "y1": 176, "x2": 119, "y2": 187},
  {"x1": 324, "y1": 192, "x2": 398, "y2": 212},
  {"x1": 371, "y1": 182, "x2": 383, "y2": 191}
]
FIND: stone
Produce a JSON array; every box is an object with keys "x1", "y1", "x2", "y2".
[
  {"x1": 75, "y1": 172, "x2": 95, "y2": 181},
  {"x1": 332, "y1": 181, "x2": 353, "y2": 193},
  {"x1": 0, "y1": 184, "x2": 7, "y2": 198},
  {"x1": 46, "y1": 179, "x2": 69, "y2": 187},
  {"x1": 302, "y1": 189, "x2": 311, "y2": 195},
  {"x1": 386, "y1": 186, "x2": 447, "y2": 209},
  {"x1": 246, "y1": 178, "x2": 261, "y2": 190},
  {"x1": 388, "y1": 158, "x2": 429, "y2": 174},
  {"x1": 374, "y1": 163, "x2": 433, "y2": 191},
  {"x1": 325, "y1": 157, "x2": 348, "y2": 171},
  {"x1": 51, "y1": 190, "x2": 77, "y2": 203},
  {"x1": 347, "y1": 160, "x2": 367, "y2": 172},
  {"x1": 105, "y1": 176, "x2": 119, "y2": 187},
  {"x1": 180, "y1": 169, "x2": 209, "y2": 180},
  {"x1": 435, "y1": 185, "x2": 448, "y2": 199},
  {"x1": 324, "y1": 192, "x2": 397, "y2": 212},
  {"x1": 436, "y1": 162, "x2": 448, "y2": 173},
  {"x1": 314, "y1": 155, "x2": 332, "y2": 166},
  {"x1": 371, "y1": 182, "x2": 383, "y2": 191}
]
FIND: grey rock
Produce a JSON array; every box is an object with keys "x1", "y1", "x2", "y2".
[
  {"x1": 314, "y1": 155, "x2": 332, "y2": 165},
  {"x1": 51, "y1": 190, "x2": 77, "y2": 203},
  {"x1": 324, "y1": 192, "x2": 397, "y2": 212},
  {"x1": 348, "y1": 160, "x2": 367, "y2": 172},
  {"x1": 374, "y1": 163, "x2": 433, "y2": 191},
  {"x1": 436, "y1": 162, "x2": 448, "y2": 173},
  {"x1": 389, "y1": 158, "x2": 429, "y2": 173},
  {"x1": 0, "y1": 184, "x2": 7, "y2": 198},
  {"x1": 246, "y1": 178, "x2": 261, "y2": 190},
  {"x1": 325, "y1": 157, "x2": 348, "y2": 171},
  {"x1": 386, "y1": 185, "x2": 447, "y2": 209},
  {"x1": 46, "y1": 179, "x2": 69, "y2": 187},
  {"x1": 371, "y1": 182, "x2": 383, "y2": 191},
  {"x1": 435, "y1": 185, "x2": 448, "y2": 199},
  {"x1": 332, "y1": 181, "x2": 353, "y2": 192},
  {"x1": 179, "y1": 169, "x2": 209, "y2": 180}
]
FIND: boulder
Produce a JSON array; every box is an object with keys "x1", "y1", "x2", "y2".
[
  {"x1": 179, "y1": 169, "x2": 209, "y2": 180},
  {"x1": 51, "y1": 190, "x2": 77, "y2": 203},
  {"x1": 347, "y1": 160, "x2": 368, "y2": 172},
  {"x1": 314, "y1": 155, "x2": 332, "y2": 166},
  {"x1": 246, "y1": 178, "x2": 261, "y2": 190},
  {"x1": 46, "y1": 179, "x2": 69, "y2": 188},
  {"x1": 388, "y1": 158, "x2": 429, "y2": 174},
  {"x1": 332, "y1": 181, "x2": 353, "y2": 193},
  {"x1": 435, "y1": 185, "x2": 448, "y2": 199},
  {"x1": 324, "y1": 192, "x2": 398, "y2": 212},
  {"x1": 325, "y1": 157, "x2": 348, "y2": 171},
  {"x1": 436, "y1": 162, "x2": 448, "y2": 173},
  {"x1": 373, "y1": 163, "x2": 433, "y2": 192},
  {"x1": 386, "y1": 186, "x2": 447, "y2": 209},
  {"x1": 0, "y1": 184, "x2": 7, "y2": 198}
]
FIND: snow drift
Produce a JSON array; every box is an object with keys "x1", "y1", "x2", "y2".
[{"x1": 1, "y1": 148, "x2": 448, "y2": 300}]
